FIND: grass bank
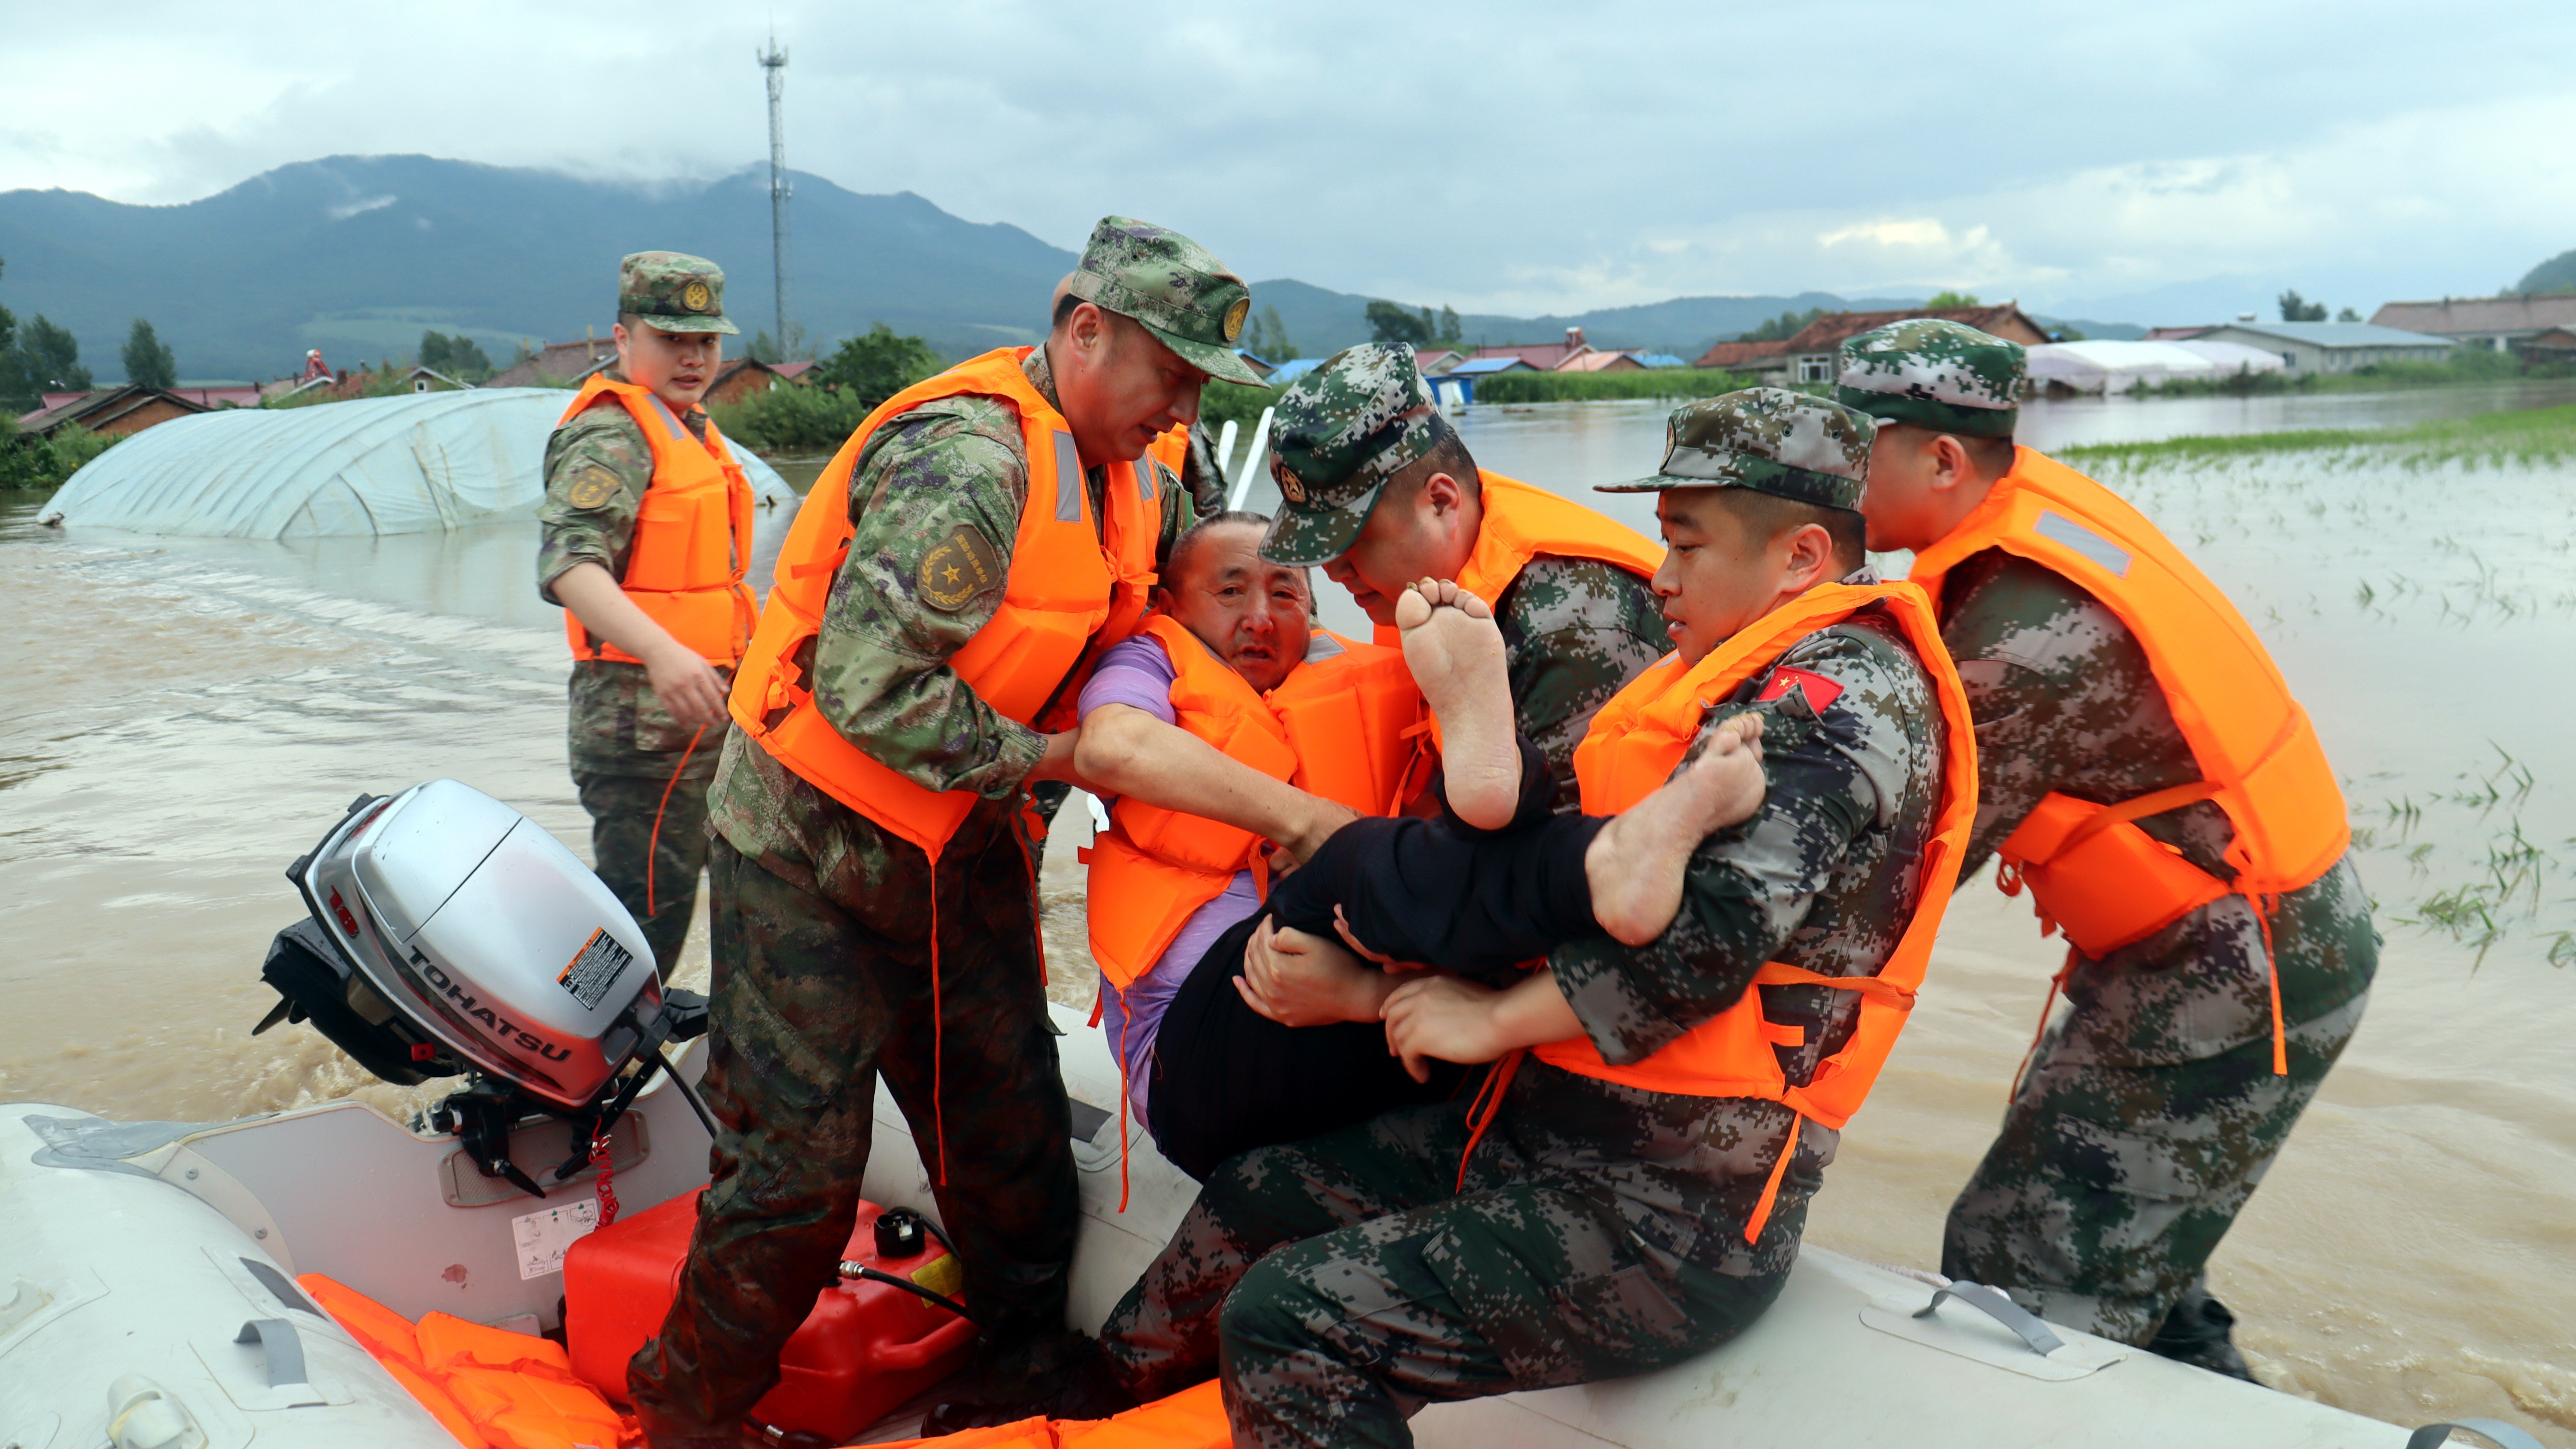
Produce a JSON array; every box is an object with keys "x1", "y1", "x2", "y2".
[
  {"x1": 2060, "y1": 403, "x2": 2576, "y2": 469},
  {"x1": 1470, "y1": 367, "x2": 1751, "y2": 405},
  {"x1": 2144, "y1": 347, "x2": 2573, "y2": 398}
]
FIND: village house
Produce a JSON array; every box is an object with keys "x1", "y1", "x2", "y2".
[
  {"x1": 2370, "y1": 295, "x2": 2576, "y2": 355},
  {"x1": 2182, "y1": 320, "x2": 2452, "y2": 375},
  {"x1": 13, "y1": 384, "x2": 212, "y2": 440},
  {"x1": 483, "y1": 336, "x2": 620, "y2": 389},
  {"x1": 1695, "y1": 303, "x2": 2051, "y2": 383},
  {"x1": 1413, "y1": 348, "x2": 1467, "y2": 377},
  {"x1": 1471, "y1": 326, "x2": 1601, "y2": 372}
]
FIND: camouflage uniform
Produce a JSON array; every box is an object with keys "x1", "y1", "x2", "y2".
[
  {"x1": 1180, "y1": 418, "x2": 1227, "y2": 520},
  {"x1": 629, "y1": 219, "x2": 1258, "y2": 1447},
  {"x1": 1100, "y1": 394, "x2": 1955, "y2": 1447},
  {"x1": 536, "y1": 252, "x2": 741, "y2": 976},
  {"x1": 1259, "y1": 343, "x2": 1670, "y2": 810},
  {"x1": 1838, "y1": 321, "x2": 2378, "y2": 1352}
]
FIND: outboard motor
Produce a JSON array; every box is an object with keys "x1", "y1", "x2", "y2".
[{"x1": 252, "y1": 780, "x2": 713, "y2": 1198}]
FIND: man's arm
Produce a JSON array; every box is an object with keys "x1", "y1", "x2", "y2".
[
  {"x1": 1075, "y1": 704, "x2": 1353, "y2": 861},
  {"x1": 807, "y1": 402, "x2": 1059, "y2": 798}
]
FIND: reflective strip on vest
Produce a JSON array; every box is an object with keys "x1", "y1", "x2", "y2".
[
  {"x1": 1540, "y1": 579, "x2": 1979, "y2": 1128},
  {"x1": 555, "y1": 375, "x2": 756, "y2": 667},
  {"x1": 725, "y1": 347, "x2": 1180, "y2": 862},
  {"x1": 1906, "y1": 448, "x2": 2349, "y2": 903}
]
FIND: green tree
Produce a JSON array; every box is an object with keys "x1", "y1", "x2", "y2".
[
  {"x1": 419, "y1": 329, "x2": 450, "y2": 373},
  {"x1": 814, "y1": 322, "x2": 941, "y2": 405},
  {"x1": 417, "y1": 330, "x2": 492, "y2": 381},
  {"x1": 1924, "y1": 290, "x2": 1982, "y2": 308},
  {"x1": 1438, "y1": 305, "x2": 1463, "y2": 346},
  {"x1": 1365, "y1": 300, "x2": 1433, "y2": 347},
  {"x1": 2335, "y1": 306, "x2": 2362, "y2": 323},
  {"x1": 122, "y1": 319, "x2": 178, "y2": 389},
  {"x1": 1738, "y1": 307, "x2": 1826, "y2": 343},
  {"x1": 1243, "y1": 305, "x2": 1297, "y2": 363},
  {"x1": 4, "y1": 313, "x2": 90, "y2": 404},
  {"x1": 2278, "y1": 289, "x2": 2328, "y2": 322},
  {"x1": 0, "y1": 259, "x2": 19, "y2": 412},
  {"x1": 748, "y1": 321, "x2": 812, "y2": 365}
]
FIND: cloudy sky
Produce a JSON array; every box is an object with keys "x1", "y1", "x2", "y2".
[{"x1": 5, "y1": 0, "x2": 2573, "y2": 323}]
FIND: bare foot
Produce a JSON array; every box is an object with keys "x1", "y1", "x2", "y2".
[
  {"x1": 1396, "y1": 578, "x2": 1518, "y2": 831},
  {"x1": 1585, "y1": 714, "x2": 1768, "y2": 945}
]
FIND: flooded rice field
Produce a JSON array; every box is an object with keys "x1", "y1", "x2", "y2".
[{"x1": 4, "y1": 385, "x2": 2574, "y2": 1441}]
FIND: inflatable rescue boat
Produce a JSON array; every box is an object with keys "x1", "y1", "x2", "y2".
[{"x1": 0, "y1": 781, "x2": 2532, "y2": 1448}]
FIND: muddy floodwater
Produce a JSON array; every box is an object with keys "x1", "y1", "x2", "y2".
[{"x1": 6, "y1": 384, "x2": 2575, "y2": 1442}]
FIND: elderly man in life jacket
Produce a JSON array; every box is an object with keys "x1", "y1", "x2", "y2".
[
  {"x1": 624, "y1": 218, "x2": 1269, "y2": 1448},
  {"x1": 1115, "y1": 345, "x2": 1671, "y2": 1174},
  {"x1": 1004, "y1": 389, "x2": 1978, "y2": 1447},
  {"x1": 537, "y1": 252, "x2": 753, "y2": 977},
  {"x1": 1838, "y1": 319, "x2": 2378, "y2": 1378}
]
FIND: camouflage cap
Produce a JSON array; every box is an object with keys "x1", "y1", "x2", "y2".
[
  {"x1": 1257, "y1": 343, "x2": 1455, "y2": 566},
  {"x1": 1068, "y1": 217, "x2": 1267, "y2": 387},
  {"x1": 1598, "y1": 387, "x2": 1874, "y2": 510},
  {"x1": 618, "y1": 252, "x2": 738, "y2": 336},
  {"x1": 1835, "y1": 318, "x2": 2022, "y2": 437}
]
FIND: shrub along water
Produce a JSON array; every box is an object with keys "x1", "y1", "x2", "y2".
[
  {"x1": 2144, "y1": 346, "x2": 2572, "y2": 398},
  {"x1": 1467, "y1": 367, "x2": 1751, "y2": 405},
  {"x1": 0, "y1": 419, "x2": 112, "y2": 492},
  {"x1": 2061, "y1": 402, "x2": 2576, "y2": 470}
]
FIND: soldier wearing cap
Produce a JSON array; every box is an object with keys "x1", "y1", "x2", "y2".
[
  {"x1": 1259, "y1": 343, "x2": 1670, "y2": 810},
  {"x1": 537, "y1": 252, "x2": 752, "y2": 978},
  {"x1": 624, "y1": 218, "x2": 1264, "y2": 1446},
  {"x1": 1838, "y1": 319, "x2": 2376, "y2": 1378},
  {"x1": 1026, "y1": 389, "x2": 1976, "y2": 1446}
]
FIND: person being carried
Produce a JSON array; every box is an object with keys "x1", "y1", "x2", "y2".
[
  {"x1": 936, "y1": 389, "x2": 1980, "y2": 1443},
  {"x1": 1072, "y1": 521, "x2": 1764, "y2": 1172}
]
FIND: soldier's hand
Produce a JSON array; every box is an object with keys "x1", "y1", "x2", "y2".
[
  {"x1": 644, "y1": 643, "x2": 730, "y2": 730},
  {"x1": 1381, "y1": 975, "x2": 1508, "y2": 1083},
  {"x1": 1236, "y1": 918, "x2": 1394, "y2": 1027}
]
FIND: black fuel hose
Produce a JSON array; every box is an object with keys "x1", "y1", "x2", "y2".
[{"x1": 836, "y1": 1263, "x2": 972, "y2": 1321}]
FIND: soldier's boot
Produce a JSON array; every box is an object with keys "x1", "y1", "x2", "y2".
[
  {"x1": 919, "y1": 1330, "x2": 1139, "y2": 1433},
  {"x1": 2145, "y1": 1278, "x2": 2256, "y2": 1382}
]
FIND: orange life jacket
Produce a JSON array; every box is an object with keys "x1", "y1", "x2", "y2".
[
  {"x1": 1905, "y1": 447, "x2": 2350, "y2": 1073},
  {"x1": 727, "y1": 347, "x2": 1183, "y2": 863},
  {"x1": 1084, "y1": 614, "x2": 1422, "y2": 992},
  {"x1": 875, "y1": 1379, "x2": 1230, "y2": 1449},
  {"x1": 557, "y1": 375, "x2": 757, "y2": 667},
  {"x1": 1488, "y1": 580, "x2": 1978, "y2": 1246},
  {"x1": 300, "y1": 1273, "x2": 628, "y2": 1449}
]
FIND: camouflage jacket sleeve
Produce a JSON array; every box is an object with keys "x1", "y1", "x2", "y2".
[
  {"x1": 1495, "y1": 556, "x2": 1674, "y2": 814},
  {"x1": 1548, "y1": 614, "x2": 1945, "y2": 1065},
  {"x1": 808, "y1": 396, "x2": 1048, "y2": 798},
  {"x1": 535, "y1": 399, "x2": 653, "y2": 605},
  {"x1": 1938, "y1": 550, "x2": 2223, "y2": 881},
  {"x1": 1180, "y1": 419, "x2": 1227, "y2": 521}
]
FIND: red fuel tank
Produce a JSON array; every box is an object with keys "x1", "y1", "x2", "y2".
[{"x1": 564, "y1": 1187, "x2": 977, "y2": 1438}]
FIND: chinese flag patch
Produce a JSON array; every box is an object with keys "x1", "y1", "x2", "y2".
[{"x1": 1757, "y1": 667, "x2": 1843, "y2": 716}]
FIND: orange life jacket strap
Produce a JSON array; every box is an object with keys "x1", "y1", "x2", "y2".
[
  {"x1": 1455, "y1": 1049, "x2": 1526, "y2": 1192},
  {"x1": 1745, "y1": 1113, "x2": 1804, "y2": 1246},
  {"x1": 2058, "y1": 779, "x2": 2224, "y2": 856},
  {"x1": 1750, "y1": 960, "x2": 1920, "y2": 1009}
]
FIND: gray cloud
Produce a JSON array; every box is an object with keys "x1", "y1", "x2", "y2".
[{"x1": 4, "y1": 0, "x2": 2571, "y2": 321}]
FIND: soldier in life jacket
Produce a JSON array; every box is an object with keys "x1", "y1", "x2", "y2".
[
  {"x1": 622, "y1": 220, "x2": 1268, "y2": 1449},
  {"x1": 1141, "y1": 345, "x2": 1670, "y2": 1089},
  {"x1": 536, "y1": 252, "x2": 753, "y2": 976},
  {"x1": 960, "y1": 390, "x2": 1975, "y2": 1446},
  {"x1": 1837, "y1": 320, "x2": 2379, "y2": 1378}
]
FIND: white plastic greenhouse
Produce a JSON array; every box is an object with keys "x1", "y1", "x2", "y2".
[
  {"x1": 2026, "y1": 340, "x2": 2287, "y2": 396},
  {"x1": 35, "y1": 389, "x2": 796, "y2": 538}
]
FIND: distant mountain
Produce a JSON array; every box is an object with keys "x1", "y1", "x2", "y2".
[
  {"x1": 0, "y1": 155, "x2": 1077, "y2": 380},
  {"x1": 2517, "y1": 248, "x2": 2576, "y2": 296},
  {"x1": 0, "y1": 153, "x2": 2117, "y2": 383}
]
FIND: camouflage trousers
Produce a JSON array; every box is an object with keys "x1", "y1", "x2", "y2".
[
  {"x1": 1100, "y1": 1092, "x2": 1789, "y2": 1449},
  {"x1": 627, "y1": 832, "x2": 1079, "y2": 1444},
  {"x1": 1941, "y1": 987, "x2": 2368, "y2": 1346},
  {"x1": 574, "y1": 769, "x2": 711, "y2": 978}
]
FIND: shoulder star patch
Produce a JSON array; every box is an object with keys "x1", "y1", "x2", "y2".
[
  {"x1": 564, "y1": 463, "x2": 626, "y2": 510},
  {"x1": 1757, "y1": 666, "x2": 1843, "y2": 717},
  {"x1": 917, "y1": 525, "x2": 1004, "y2": 612}
]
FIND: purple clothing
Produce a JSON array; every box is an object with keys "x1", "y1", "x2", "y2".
[{"x1": 1079, "y1": 633, "x2": 1261, "y2": 1129}]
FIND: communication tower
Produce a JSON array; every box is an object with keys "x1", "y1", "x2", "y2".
[{"x1": 758, "y1": 34, "x2": 791, "y2": 357}]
